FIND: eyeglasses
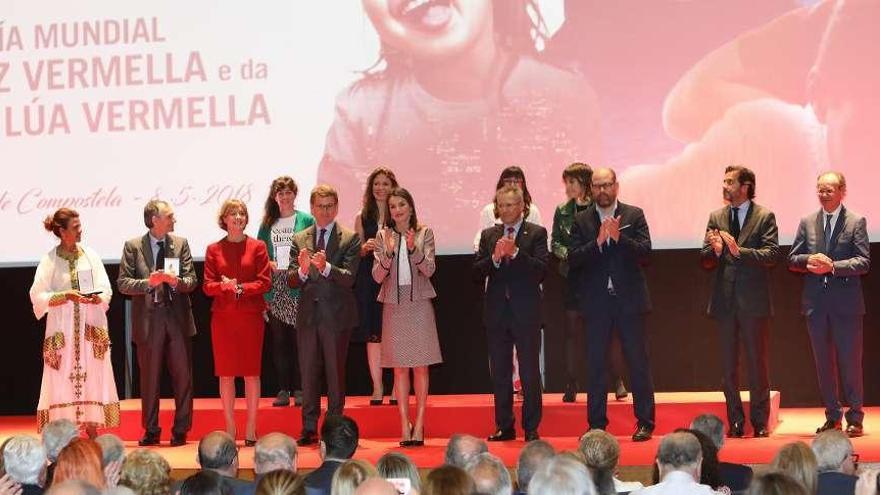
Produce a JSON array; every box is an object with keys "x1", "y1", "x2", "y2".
[
  {"x1": 591, "y1": 182, "x2": 616, "y2": 190},
  {"x1": 851, "y1": 452, "x2": 860, "y2": 469}
]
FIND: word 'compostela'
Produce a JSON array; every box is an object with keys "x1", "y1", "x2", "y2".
[{"x1": 0, "y1": 17, "x2": 165, "y2": 52}]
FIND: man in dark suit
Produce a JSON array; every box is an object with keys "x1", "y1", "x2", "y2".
[
  {"x1": 303, "y1": 415, "x2": 358, "y2": 495},
  {"x1": 118, "y1": 200, "x2": 197, "y2": 447},
  {"x1": 813, "y1": 429, "x2": 858, "y2": 495},
  {"x1": 474, "y1": 185, "x2": 548, "y2": 442},
  {"x1": 569, "y1": 167, "x2": 656, "y2": 442},
  {"x1": 192, "y1": 431, "x2": 254, "y2": 495},
  {"x1": 789, "y1": 171, "x2": 870, "y2": 437},
  {"x1": 287, "y1": 185, "x2": 360, "y2": 446},
  {"x1": 701, "y1": 166, "x2": 779, "y2": 438}
]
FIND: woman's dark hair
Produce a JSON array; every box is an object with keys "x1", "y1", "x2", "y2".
[
  {"x1": 361, "y1": 167, "x2": 399, "y2": 223},
  {"x1": 386, "y1": 187, "x2": 419, "y2": 231},
  {"x1": 43, "y1": 208, "x2": 79, "y2": 238},
  {"x1": 261, "y1": 176, "x2": 299, "y2": 229},
  {"x1": 180, "y1": 470, "x2": 232, "y2": 495},
  {"x1": 563, "y1": 162, "x2": 593, "y2": 201},
  {"x1": 492, "y1": 166, "x2": 533, "y2": 219}
]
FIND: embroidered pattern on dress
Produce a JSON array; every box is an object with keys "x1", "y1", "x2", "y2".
[
  {"x1": 42, "y1": 332, "x2": 66, "y2": 370},
  {"x1": 84, "y1": 325, "x2": 110, "y2": 360}
]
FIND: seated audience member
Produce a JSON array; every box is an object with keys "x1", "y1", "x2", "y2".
[
  {"x1": 254, "y1": 434, "x2": 298, "y2": 478},
  {"x1": 444, "y1": 434, "x2": 488, "y2": 469},
  {"x1": 528, "y1": 454, "x2": 596, "y2": 495},
  {"x1": 304, "y1": 416, "x2": 359, "y2": 495},
  {"x1": 254, "y1": 470, "x2": 302, "y2": 495},
  {"x1": 466, "y1": 453, "x2": 512, "y2": 495},
  {"x1": 516, "y1": 440, "x2": 556, "y2": 494},
  {"x1": 330, "y1": 460, "x2": 377, "y2": 495},
  {"x1": 53, "y1": 439, "x2": 106, "y2": 490},
  {"x1": 422, "y1": 465, "x2": 474, "y2": 495},
  {"x1": 45, "y1": 480, "x2": 101, "y2": 495},
  {"x1": 770, "y1": 442, "x2": 818, "y2": 495},
  {"x1": 745, "y1": 472, "x2": 808, "y2": 495},
  {"x1": 3, "y1": 436, "x2": 47, "y2": 495},
  {"x1": 119, "y1": 450, "x2": 171, "y2": 495},
  {"x1": 579, "y1": 430, "x2": 643, "y2": 494},
  {"x1": 634, "y1": 432, "x2": 719, "y2": 494},
  {"x1": 196, "y1": 432, "x2": 254, "y2": 495},
  {"x1": 812, "y1": 430, "x2": 858, "y2": 495},
  {"x1": 41, "y1": 420, "x2": 79, "y2": 487},
  {"x1": 352, "y1": 478, "x2": 397, "y2": 495},
  {"x1": 691, "y1": 414, "x2": 753, "y2": 492},
  {"x1": 94, "y1": 434, "x2": 125, "y2": 469},
  {"x1": 375, "y1": 453, "x2": 420, "y2": 494},
  {"x1": 180, "y1": 471, "x2": 232, "y2": 495}
]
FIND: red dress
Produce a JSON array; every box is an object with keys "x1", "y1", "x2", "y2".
[{"x1": 203, "y1": 236, "x2": 271, "y2": 376}]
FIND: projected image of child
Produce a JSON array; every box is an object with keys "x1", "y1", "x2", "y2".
[{"x1": 317, "y1": 0, "x2": 602, "y2": 252}]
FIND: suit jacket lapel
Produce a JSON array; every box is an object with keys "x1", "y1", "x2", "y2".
[
  {"x1": 815, "y1": 210, "x2": 828, "y2": 253},
  {"x1": 829, "y1": 206, "x2": 847, "y2": 251},
  {"x1": 326, "y1": 224, "x2": 341, "y2": 260},
  {"x1": 737, "y1": 204, "x2": 758, "y2": 243},
  {"x1": 141, "y1": 234, "x2": 155, "y2": 271}
]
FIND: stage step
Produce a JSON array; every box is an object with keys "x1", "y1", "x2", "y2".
[{"x1": 110, "y1": 391, "x2": 780, "y2": 441}]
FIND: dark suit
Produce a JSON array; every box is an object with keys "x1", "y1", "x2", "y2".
[
  {"x1": 473, "y1": 221, "x2": 548, "y2": 434},
  {"x1": 700, "y1": 202, "x2": 779, "y2": 429},
  {"x1": 718, "y1": 461, "x2": 753, "y2": 493},
  {"x1": 288, "y1": 224, "x2": 360, "y2": 433},
  {"x1": 817, "y1": 471, "x2": 857, "y2": 495},
  {"x1": 789, "y1": 207, "x2": 870, "y2": 424},
  {"x1": 118, "y1": 233, "x2": 197, "y2": 437},
  {"x1": 303, "y1": 459, "x2": 345, "y2": 495},
  {"x1": 569, "y1": 202, "x2": 655, "y2": 429}
]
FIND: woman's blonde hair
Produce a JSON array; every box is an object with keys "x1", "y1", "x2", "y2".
[{"x1": 330, "y1": 459, "x2": 377, "y2": 495}]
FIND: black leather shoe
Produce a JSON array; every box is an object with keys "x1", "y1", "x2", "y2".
[
  {"x1": 369, "y1": 398, "x2": 384, "y2": 406},
  {"x1": 562, "y1": 381, "x2": 576, "y2": 403},
  {"x1": 753, "y1": 426, "x2": 770, "y2": 438},
  {"x1": 727, "y1": 422, "x2": 744, "y2": 438},
  {"x1": 138, "y1": 433, "x2": 161, "y2": 447},
  {"x1": 846, "y1": 423, "x2": 864, "y2": 438},
  {"x1": 272, "y1": 390, "x2": 290, "y2": 407},
  {"x1": 487, "y1": 428, "x2": 516, "y2": 442},
  {"x1": 525, "y1": 430, "x2": 540, "y2": 442},
  {"x1": 632, "y1": 425, "x2": 653, "y2": 442},
  {"x1": 170, "y1": 433, "x2": 187, "y2": 447},
  {"x1": 389, "y1": 399, "x2": 398, "y2": 406},
  {"x1": 297, "y1": 430, "x2": 318, "y2": 446},
  {"x1": 816, "y1": 420, "x2": 842, "y2": 434},
  {"x1": 244, "y1": 438, "x2": 257, "y2": 447},
  {"x1": 615, "y1": 379, "x2": 629, "y2": 401}
]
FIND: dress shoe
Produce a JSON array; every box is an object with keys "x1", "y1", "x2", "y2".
[
  {"x1": 389, "y1": 399, "x2": 398, "y2": 406},
  {"x1": 297, "y1": 430, "x2": 318, "y2": 446},
  {"x1": 487, "y1": 428, "x2": 516, "y2": 442},
  {"x1": 525, "y1": 430, "x2": 540, "y2": 442},
  {"x1": 272, "y1": 390, "x2": 290, "y2": 407},
  {"x1": 846, "y1": 423, "x2": 864, "y2": 438},
  {"x1": 244, "y1": 438, "x2": 257, "y2": 447},
  {"x1": 562, "y1": 382, "x2": 576, "y2": 403},
  {"x1": 369, "y1": 398, "x2": 384, "y2": 406},
  {"x1": 753, "y1": 426, "x2": 770, "y2": 438},
  {"x1": 293, "y1": 390, "x2": 303, "y2": 407},
  {"x1": 816, "y1": 420, "x2": 842, "y2": 434},
  {"x1": 138, "y1": 433, "x2": 161, "y2": 447},
  {"x1": 170, "y1": 433, "x2": 187, "y2": 447},
  {"x1": 727, "y1": 422, "x2": 744, "y2": 438},
  {"x1": 632, "y1": 425, "x2": 654, "y2": 442},
  {"x1": 615, "y1": 379, "x2": 629, "y2": 401}
]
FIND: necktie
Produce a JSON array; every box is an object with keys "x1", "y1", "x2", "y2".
[
  {"x1": 824, "y1": 213, "x2": 833, "y2": 248},
  {"x1": 316, "y1": 228, "x2": 327, "y2": 251},
  {"x1": 730, "y1": 207, "x2": 740, "y2": 240},
  {"x1": 156, "y1": 241, "x2": 166, "y2": 269},
  {"x1": 506, "y1": 226, "x2": 515, "y2": 239}
]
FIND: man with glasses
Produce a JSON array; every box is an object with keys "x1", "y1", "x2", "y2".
[
  {"x1": 287, "y1": 185, "x2": 361, "y2": 446},
  {"x1": 812, "y1": 429, "x2": 858, "y2": 494},
  {"x1": 569, "y1": 168, "x2": 656, "y2": 442}
]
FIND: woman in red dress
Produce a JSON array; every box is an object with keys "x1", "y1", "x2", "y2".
[{"x1": 203, "y1": 199, "x2": 271, "y2": 445}]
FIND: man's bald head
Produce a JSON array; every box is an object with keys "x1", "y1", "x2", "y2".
[{"x1": 198, "y1": 431, "x2": 238, "y2": 476}]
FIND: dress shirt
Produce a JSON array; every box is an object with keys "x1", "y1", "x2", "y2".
[
  {"x1": 492, "y1": 218, "x2": 523, "y2": 268},
  {"x1": 298, "y1": 222, "x2": 335, "y2": 281}
]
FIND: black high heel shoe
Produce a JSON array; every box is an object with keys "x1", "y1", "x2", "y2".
[
  {"x1": 399, "y1": 423, "x2": 414, "y2": 447},
  {"x1": 244, "y1": 437, "x2": 257, "y2": 447},
  {"x1": 409, "y1": 426, "x2": 424, "y2": 447}
]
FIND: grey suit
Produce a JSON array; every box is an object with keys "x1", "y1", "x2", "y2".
[
  {"x1": 700, "y1": 202, "x2": 779, "y2": 429},
  {"x1": 789, "y1": 206, "x2": 870, "y2": 424},
  {"x1": 118, "y1": 233, "x2": 198, "y2": 437},
  {"x1": 287, "y1": 224, "x2": 360, "y2": 433}
]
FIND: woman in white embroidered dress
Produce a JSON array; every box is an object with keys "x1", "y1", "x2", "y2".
[{"x1": 29, "y1": 208, "x2": 119, "y2": 436}]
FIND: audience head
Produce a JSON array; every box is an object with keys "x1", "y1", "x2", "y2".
[
  {"x1": 119, "y1": 449, "x2": 171, "y2": 495},
  {"x1": 517, "y1": 440, "x2": 556, "y2": 493},
  {"x1": 254, "y1": 469, "x2": 302, "y2": 495},
  {"x1": 330, "y1": 459, "x2": 377, "y2": 495},
  {"x1": 180, "y1": 470, "x2": 232, "y2": 495},
  {"x1": 746, "y1": 472, "x2": 809, "y2": 495},
  {"x1": 353, "y1": 477, "x2": 397, "y2": 495},
  {"x1": 198, "y1": 431, "x2": 239, "y2": 477},
  {"x1": 254, "y1": 433, "x2": 297, "y2": 475},
  {"x1": 528, "y1": 454, "x2": 596, "y2": 495},
  {"x1": 95, "y1": 434, "x2": 125, "y2": 468},
  {"x1": 677, "y1": 428, "x2": 723, "y2": 490},
  {"x1": 376, "y1": 452, "x2": 420, "y2": 493},
  {"x1": 578, "y1": 430, "x2": 619, "y2": 495},
  {"x1": 53, "y1": 438, "x2": 106, "y2": 489},
  {"x1": 445, "y1": 434, "x2": 488, "y2": 469},
  {"x1": 690, "y1": 414, "x2": 726, "y2": 451},
  {"x1": 656, "y1": 432, "x2": 703, "y2": 481},
  {"x1": 45, "y1": 480, "x2": 101, "y2": 495},
  {"x1": 41, "y1": 419, "x2": 79, "y2": 463},
  {"x1": 465, "y1": 452, "x2": 512, "y2": 495},
  {"x1": 812, "y1": 429, "x2": 856, "y2": 475},
  {"x1": 2, "y1": 435, "x2": 47, "y2": 486},
  {"x1": 770, "y1": 441, "x2": 818, "y2": 495},
  {"x1": 320, "y1": 415, "x2": 359, "y2": 460},
  {"x1": 423, "y1": 465, "x2": 475, "y2": 495}
]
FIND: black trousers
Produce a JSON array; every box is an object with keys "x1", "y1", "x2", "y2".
[
  {"x1": 807, "y1": 311, "x2": 864, "y2": 424},
  {"x1": 716, "y1": 313, "x2": 770, "y2": 428},
  {"x1": 487, "y1": 301, "x2": 542, "y2": 433},
  {"x1": 136, "y1": 309, "x2": 193, "y2": 436},
  {"x1": 267, "y1": 313, "x2": 301, "y2": 392},
  {"x1": 297, "y1": 319, "x2": 351, "y2": 432}
]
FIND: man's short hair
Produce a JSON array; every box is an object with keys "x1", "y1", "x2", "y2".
[
  {"x1": 578, "y1": 430, "x2": 619, "y2": 494},
  {"x1": 310, "y1": 184, "x2": 339, "y2": 206},
  {"x1": 254, "y1": 433, "x2": 297, "y2": 474},
  {"x1": 3, "y1": 435, "x2": 47, "y2": 485},
  {"x1": 690, "y1": 414, "x2": 725, "y2": 451},
  {"x1": 321, "y1": 415, "x2": 359, "y2": 460},
  {"x1": 527, "y1": 454, "x2": 596, "y2": 495},
  {"x1": 495, "y1": 184, "x2": 524, "y2": 204},
  {"x1": 95, "y1": 434, "x2": 125, "y2": 467},
  {"x1": 198, "y1": 432, "x2": 239, "y2": 470},
  {"x1": 143, "y1": 200, "x2": 170, "y2": 229},
  {"x1": 444, "y1": 434, "x2": 488, "y2": 468},
  {"x1": 725, "y1": 165, "x2": 756, "y2": 199},
  {"x1": 41, "y1": 419, "x2": 79, "y2": 462},
  {"x1": 818, "y1": 170, "x2": 847, "y2": 190},
  {"x1": 657, "y1": 432, "x2": 703, "y2": 469},
  {"x1": 180, "y1": 470, "x2": 231, "y2": 495},
  {"x1": 465, "y1": 453, "x2": 512, "y2": 495},
  {"x1": 517, "y1": 440, "x2": 556, "y2": 491},
  {"x1": 812, "y1": 430, "x2": 853, "y2": 472}
]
